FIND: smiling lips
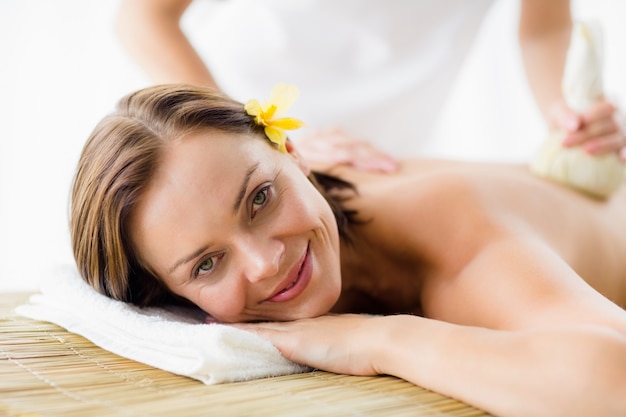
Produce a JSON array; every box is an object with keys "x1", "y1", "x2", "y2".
[{"x1": 266, "y1": 244, "x2": 312, "y2": 302}]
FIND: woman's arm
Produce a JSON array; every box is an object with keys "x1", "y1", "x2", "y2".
[
  {"x1": 386, "y1": 318, "x2": 626, "y2": 417},
  {"x1": 240, "y1": 314, "x2": 626, "y2": 417},
  {"x1": 237, "y1": 229, "x2": 626, "y2": 417},
  {"x1": 116, "y1": 0, "x2": 218, "y2": 88}
]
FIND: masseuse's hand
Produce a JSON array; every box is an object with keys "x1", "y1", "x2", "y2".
[
  {"x1": 550, "y1": 98, "x2": 626, "y2": 160},
  {"x1": 234, "y1": 314, "x2": 389, "y2": 376},
  {"x1": 293, "y1": 128, "x2": 398, "y2": 173}
]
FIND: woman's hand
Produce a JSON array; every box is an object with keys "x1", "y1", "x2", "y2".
[
  {"x1": 233, "y1": 314, "x2": 388, "y2": 376},
  {"x1": 293, "y1": 129, "x2": 398, "y2": 173},
  {"x1": 549, "y1": 99, "x2": 626, "y2": 159}
]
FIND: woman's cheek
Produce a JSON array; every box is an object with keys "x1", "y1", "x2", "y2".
[{"x1": 197, "y1": 281, "x2": 246, "y2": 322}]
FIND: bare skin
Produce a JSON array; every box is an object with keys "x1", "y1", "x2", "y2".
[
  {"x1": 237, "y1": 158, "x2": 626, "y2": 417},
  {"x1": 331, "y1": 159, "x2": 626, "y2": 318},
  {"x1": 130, "y1": 133, "x2": 626, "y2": 417}
]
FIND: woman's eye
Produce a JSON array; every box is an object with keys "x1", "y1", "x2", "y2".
[
  {"x1": 193, "y1": 253, "x2": 225, "y2": 279},
  {"x1": 251, "y1": 186, "x2": 271, "y2": 218},
  {"x1": 195, "y1": 257, "x2": 215, "y2": 277},
  {"x1": 253, "y1": 189, "x2": 267, "y2": 205}
]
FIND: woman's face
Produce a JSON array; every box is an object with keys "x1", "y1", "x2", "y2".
[{"x1": 129, "y1": 130, "x2": 342, "y2": 323}]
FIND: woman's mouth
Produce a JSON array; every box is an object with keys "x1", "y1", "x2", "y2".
[{"x1": 266, "y1": 244, "x2": 312, "y2": 303}]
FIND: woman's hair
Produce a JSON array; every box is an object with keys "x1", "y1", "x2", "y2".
[{"x1": 70, "y1": 84, "x2": 356, "y2": 307}]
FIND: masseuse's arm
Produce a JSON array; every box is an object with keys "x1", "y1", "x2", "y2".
[
  {"x1": 116, "y1": 0, "x2": 218, "y2": 88},
  {"x1": 242, "y1": 236, "x2": 626, "y2": 417},
  {"x1": 519, "y1": 0, "x2": 626, "y2": 157}
]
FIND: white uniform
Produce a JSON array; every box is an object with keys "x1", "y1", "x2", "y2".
[{"x1": 186, "y1": 0, "x2": 494, "y2": 157}]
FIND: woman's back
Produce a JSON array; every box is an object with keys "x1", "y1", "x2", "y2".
[{"x1": 331, "y1": 159, "x2": 626, "y2": 313}]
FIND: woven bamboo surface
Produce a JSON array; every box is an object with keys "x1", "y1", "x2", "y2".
[{"x1": 0, "y1": 292, "x2": 491, "y2": 417}]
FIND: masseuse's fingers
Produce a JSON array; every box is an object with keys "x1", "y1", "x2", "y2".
[
  {"x1": 293, "y1": 129, "x2": 398, "y2": 173},
  {"x1": 562, "y1": 101, "x2": 615, "y2": 143},
  {"x1": 556, "y1": 100, "x2": 626, "y2": 157},
  {"x1": 549, "y1": 100, "x2": 582, "y2": 132},
  {"x1": 579, "y1": 131, "x2": 626, "y2": 156},
  {"x1": 233, "y1": 314, "x2": 386, "y2": 376}
]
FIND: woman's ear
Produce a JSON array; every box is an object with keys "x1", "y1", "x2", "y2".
[{"x1": 285, "y1": 140, "x2": 311, "y2": 176}]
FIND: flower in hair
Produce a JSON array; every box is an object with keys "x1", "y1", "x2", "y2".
[{"x1": 244, "y1": 84, "x2": 305, "y2": 153}]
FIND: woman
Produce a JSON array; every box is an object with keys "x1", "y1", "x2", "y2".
[{"x1": 71, "y1": 84, "x2": 626, "y2": 417}]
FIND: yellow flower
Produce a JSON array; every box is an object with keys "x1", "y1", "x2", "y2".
[{"x1": 244, "y1": 84, "x2": 305, "y2": 153}]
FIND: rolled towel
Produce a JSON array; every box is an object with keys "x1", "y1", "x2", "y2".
[
  {"x1": 530, "y1": 20, "x2": 625, "y2": 198},
  {"x1": 16, "y1": 265, "x2": 308, "y2": 384}
]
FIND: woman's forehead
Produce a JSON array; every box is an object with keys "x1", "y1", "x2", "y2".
[
  {"x1": 154, "y1": 131, "x2": 271, "y2": 193},
  {"x1": 168, "y1": 129, "x2": 266, "y2": 158}
]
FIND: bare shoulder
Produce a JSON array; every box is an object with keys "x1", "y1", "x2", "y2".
[
  {"x1": 331, "y1": 160, "x2": 626, "y2": 328},
  {"x1": 331, "y1": 161, "x2": 502, "y2": 316},
  {"x1": 335, "y1": 159, "x2": 626, "y2": 258},
  {"x1": 336, "y1": 160, "x2": 515, "y2": 271}
]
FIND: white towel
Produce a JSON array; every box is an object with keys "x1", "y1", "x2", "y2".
[{"x1": 15, "y1": 265, "x2": 308, "y2": 384}]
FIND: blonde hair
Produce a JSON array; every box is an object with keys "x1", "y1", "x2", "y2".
[{"x1": 71, "y1": 84, "x2": 356, "y2": 307}]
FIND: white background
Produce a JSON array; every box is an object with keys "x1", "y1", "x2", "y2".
[{"x1": 0, "y1": 1, "x2": 148, "y2": 292}]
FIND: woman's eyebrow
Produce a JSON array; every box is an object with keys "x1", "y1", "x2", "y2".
[
  {"x1": 232, "y1": 162, "x2": 259, "y2": 214},
  {"x1": 167, "y1": 245, "x2": 209, "y2": 275}
]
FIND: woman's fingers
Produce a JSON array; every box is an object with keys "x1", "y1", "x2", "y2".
[{"x1": 231, "y1": 314, "x2": 384, "y2": 376}]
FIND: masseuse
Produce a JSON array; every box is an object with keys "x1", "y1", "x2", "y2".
[{"x1": 116, "y1": 0, "x2": 626, "y2": 168}]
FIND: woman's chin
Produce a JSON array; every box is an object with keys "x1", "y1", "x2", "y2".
[{"x1": 300, "y1": 289, "x2": 341, "y2": 319}]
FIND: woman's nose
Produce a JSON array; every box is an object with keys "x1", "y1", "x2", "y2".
[{"x1": 240, "y1": 237, "x2": 285, "y2": 283}]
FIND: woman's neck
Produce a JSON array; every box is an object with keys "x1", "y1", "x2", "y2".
[{"x1": 333, "y1": 229, "x2": 426, "y2": 316}]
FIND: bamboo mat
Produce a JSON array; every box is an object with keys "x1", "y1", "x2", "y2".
[{"x1": 0, "y1": 292, "x2": 491, "y2": 417}]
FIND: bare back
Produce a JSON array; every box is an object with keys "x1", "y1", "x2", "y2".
[{"x1": 329, "y1": 159, "x2": 626, "y2": 323}]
